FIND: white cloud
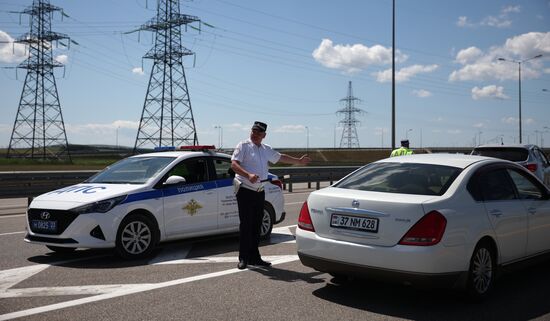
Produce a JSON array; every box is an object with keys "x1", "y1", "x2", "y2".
[
  {"x1": 412, "y1": 89, "x2": 432, "y2": 98},
  {"x1": 455, "y1": 46, "x2": 483, "y2": 64},
  {"x1": 457, "y1": 16, "x2": 473, "y2": 27},
  {"x1": 457, "y1": 5, "x2": 520, "y2": 29},
  {"x1": 473, "y1": 123, "x2": 485, "y2": 128},
  {"x1": 449, "y1": 32, "x2": 549, "y2": 82},
  {"x1": 312, "y1": 38, "x2": 407, "y2": 73},
  {"x1": 132, "y1": 67, "x2": 144, "y2": 75},
  {"x1": 502, "y1": 117, "x2": 517, "y2": 124},
  {"x1": 273, "y1": 124, "x2": 305, "y2": 133},
  {"x1": 472, "y1": 85, "x2": 509, "y2": 100},
  {"x1": 374, "y1": 64, "x2": 438, "y2": 83},
  {"x1": 447, "y1": 129, "x2": 461, "y2": 134},
  {"x1": 480, "y1": 15, "x2": 511, "y2": 28},
  {"x1": 0, "y1": 30, "x2": 27, "y2": 63},
  {"x1": 55, "y1": 54, "x2": 68, "y2": 64},
  {"x1": 544, "y1": 68, "x2": 550, "y2": 74}
]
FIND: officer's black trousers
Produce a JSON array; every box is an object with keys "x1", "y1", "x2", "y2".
[{"x1": 236, "y1": 187, "x2": 265, "y2": 262}]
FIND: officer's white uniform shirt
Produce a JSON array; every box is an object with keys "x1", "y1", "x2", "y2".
[{"x1": 232, "y1": 138, "x2": 281, "y2": 191}]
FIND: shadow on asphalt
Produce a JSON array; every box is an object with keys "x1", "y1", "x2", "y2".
[
  {"x1": 312, "y1": 259, "x2": 550, "y2": 321},
  {"x1": 250, "y1": 265, "x2": 324, "y2": 284}
]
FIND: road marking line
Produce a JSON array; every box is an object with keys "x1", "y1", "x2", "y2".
[
  {"x1": 285, "y1": 201, "x2": 305, "y2": 205},
  {"x1": 0, "y1": 214, "x2": 25, "y2": 219},
  {"x1": 148, "y1": 245, "x2": 191, "y2": 265},
  {"x1": 0, "y1": 231, "x2": 25, "y2": 237},
  {"x1": 0, "y1": 255, "x2": 299, "y2": 321},
  {"x1": 154, "y1": 254, "x2": 293, "y2": 265}
]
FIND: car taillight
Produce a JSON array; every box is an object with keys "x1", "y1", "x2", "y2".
[
  {"x1": 298, "y1": 201, "x2": 315, "y2": 232},
  {"x1": 271, "y1": 179, "x2": 283, "y2": 190},
  {"x1": 525, "y1": 163, "x2": 537, "y2": 172},
  {"x1": 398, "y1": 211, "x2": 446, "y2": 246}
]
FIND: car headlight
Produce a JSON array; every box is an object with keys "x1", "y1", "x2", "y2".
[{"x1": 71, "y1": 195, "x2": 127, "y2": 214}]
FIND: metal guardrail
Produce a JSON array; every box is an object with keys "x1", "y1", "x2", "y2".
[{"x1": 0, "y1": 166, "x2": 360, "y2": 200}]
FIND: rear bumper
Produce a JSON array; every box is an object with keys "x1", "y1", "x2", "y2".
[{"x1": 298, "y1": 252, "x2": 467, "y2": 289}]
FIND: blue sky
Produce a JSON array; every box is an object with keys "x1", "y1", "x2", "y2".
[{"x1": 0, "y1": 0, "x2": 549, "y2": 149}]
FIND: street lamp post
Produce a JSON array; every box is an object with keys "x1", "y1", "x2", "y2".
[
  {"x1": 305, "y1": 126, "x2": 309, "y2": 153},
  {"x1": 497, "y1": 54, "x2": 543, "y2": 143},
  {"x1": 214, "y1": 125, "x2": 223, "y2": 149}
]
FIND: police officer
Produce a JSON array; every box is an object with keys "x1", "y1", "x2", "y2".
[
  {"x1": 231, "y1": 121, "x2": 311, "y2": 269},
  {"x1": 390, "y1": 139, "x2": 413, "y2": 157}
]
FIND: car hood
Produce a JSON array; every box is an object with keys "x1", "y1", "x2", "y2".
[{"x1": 30, "y1": 183, "x2": 146, "y2": 210}]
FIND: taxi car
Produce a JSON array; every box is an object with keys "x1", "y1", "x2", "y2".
[
  {"x1": 296, "y1": 154, "x2": 550, "y2": 299},
  {"x1": 25, "y1": 146, "x2": 285, "y2": 259}
]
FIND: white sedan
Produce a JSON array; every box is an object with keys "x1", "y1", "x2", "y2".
[
  {"x1": 296, "y1": 154, "x2": 550, "y2": 299},
  {"x1": 25, "y1": 146, "x2": 285, "y2": 259}
]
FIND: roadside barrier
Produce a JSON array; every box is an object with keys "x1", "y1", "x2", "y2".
[{"x1": 0, "y1": 166, "x2": 360, "y2": 201}]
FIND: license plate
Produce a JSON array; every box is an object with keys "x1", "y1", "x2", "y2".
[
  {"x1": 31, "y1": 220, "x2": 57, "y2": 233},
  {"x1": 330, "y1": 214, "x2": 379, "y2": 233}
]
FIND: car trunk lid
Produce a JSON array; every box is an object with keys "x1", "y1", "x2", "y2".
[{"x1": 307, "y1": 187, "x2": 437, "y2": 247}]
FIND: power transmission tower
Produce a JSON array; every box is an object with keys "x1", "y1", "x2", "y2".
[
  {"x1": 7, "y1": 0, "x2": 71, "y2": 160},
  {"x1": 337, "y1": 81, "x2": 364, "y2": 148},
  {"x1": 132, "y1": 0, "x2": 201, "y2": 151}
]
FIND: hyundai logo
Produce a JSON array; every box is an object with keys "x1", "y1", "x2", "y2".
[
  {"x1": 351, "y1": 200, "x2": 360, "y2": 208},
  {"x1": 40, "y1": 211, "x2": 51, "y2": 220}
]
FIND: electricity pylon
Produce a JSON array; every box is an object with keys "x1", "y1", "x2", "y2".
[
  {"x1": 132, "y1": 0, "x2": 201, "y2": 151},
  {"x1": 7, "y1": 0, "x2": 72, "y2": 160},
  {"x1": 337, "y1": 81, "x2": 364, "y2": 148}
]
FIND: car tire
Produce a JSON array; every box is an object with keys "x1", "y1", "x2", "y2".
[
  {"x1": 46, "y1": 245, "x2": 76, "y2": 254},
  {"x1": 115, "y1": 213, "x2": 157, "y2": 260},
  {"x1": 260, "y1": 203, "x2": 275, "y2": 240},
  {"x1": 466, "y1": 241, "x2": 496, "y2": 301}
]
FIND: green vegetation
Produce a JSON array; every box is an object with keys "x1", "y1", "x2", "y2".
[{"x1": 0, "y1": 157, "x2": 120, "y2": 171}]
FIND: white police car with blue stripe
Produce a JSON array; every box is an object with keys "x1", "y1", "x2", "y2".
[{"x1": 25, "y1": 146, "x2": 285, "y2": 259}]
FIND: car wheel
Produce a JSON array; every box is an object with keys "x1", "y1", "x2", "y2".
[
  {"x1": 466, "y1": 241, "x2": 496, "y2": 300},
  {"x1": 116, "y1": 214, "x2": 157, "y2": 259},
  {"x1": 46, "y1": 245, "x2": 76, "y2": 254},
  {"x1": 260, "y1": 203, "x2": 275, "y2": 240}
]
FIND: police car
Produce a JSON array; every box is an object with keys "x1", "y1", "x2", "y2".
[{"x1": 25, "y1": 146, "x2": 285, "y2": 259}]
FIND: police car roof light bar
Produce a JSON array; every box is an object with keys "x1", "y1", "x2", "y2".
[
  {"x1": 179, "y1": 145, "x2": 216, "y2": 151},
  {"x1": 154, "y1": 146, "x2": 176, "y2": 152}
]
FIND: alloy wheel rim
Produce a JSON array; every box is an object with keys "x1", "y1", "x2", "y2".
[
  {"x1": 260, "y1": 209, "x2": 271, "y2": 236},
  {"x1": 121, "y1": 221, "x2": 151, "y2": 255},
  {"x1": 472, "y1": 247, "x2": 492, "y2": 294}
]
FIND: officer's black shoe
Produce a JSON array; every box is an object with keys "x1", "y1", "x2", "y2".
[
  {"x1": 251, "y1": 259, "x2": 271, "y2": 267},
  {"x1": 238, "y1": 260, "x2": 247, "y2": 270}
]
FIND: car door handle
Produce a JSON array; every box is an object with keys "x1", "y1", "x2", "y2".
[
  {"x1": 205, "y1": 191, "x2": 215, "y2": 195},
  {"x1": 489, "y1": 210, "x2": 503, "y2": 217},
  {"x1": 528, "y1": 207, "x2": 537, "y2": 215}
]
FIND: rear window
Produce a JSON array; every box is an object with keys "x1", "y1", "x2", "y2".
[
  {"x1": 471, "y1": 147, "x2": 528, "y2": 162},
  {"x1": 334, "y1": 162, "x2": 462, "y2": 196}
]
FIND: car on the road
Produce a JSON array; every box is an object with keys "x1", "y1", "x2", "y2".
[
  {"x1": 25, "y1": 146, "x2": 285, "y2": 259},
  {"x1": 296, "y1": 154, "x2": 550, "y2": 299},
  {"x1": 471, "y1": 144, "x2": 550, "y2": 186}
]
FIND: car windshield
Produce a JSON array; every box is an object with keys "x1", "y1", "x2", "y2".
[
  {"x1": 86, "y1": 156, "x2": 177, "y2": 184},
  {"x1": 471, "y1": 147, "x2": 529, "y2": 162},
  {"x1": 334, "y1": 162, "x2": 462, "y2": 196}
]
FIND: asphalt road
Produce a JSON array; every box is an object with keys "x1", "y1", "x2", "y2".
[{"x1": 1, "y1": 190, "x2": 550, "y2": 321}]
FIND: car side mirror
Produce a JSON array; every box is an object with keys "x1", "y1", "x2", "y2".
[{"x1": 164, "y1": 175, "x2": 186, "y2": 185}]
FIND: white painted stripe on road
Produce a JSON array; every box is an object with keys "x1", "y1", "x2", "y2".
[
  {"x1": 0, "y1": 284, "x2": 150, "y2": 298},
  {"x1": 148, "y1": 245, "x2": 191, "y2": 265},
  {"x1": 0, "y1": 231, "x2": 25, "y2": 237},
  {"x1": 0, "y1": 255, "x2": 299, "y2": 321},
  {"x1": 0, "y1": 214, "x2": 25, "y2": 219},
  {"x1": 153, "y1": 254, "x2": 293, "y2": 265},
  {"x1": 285, "y1": 201, "x2": 305, "y2": 205}
]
